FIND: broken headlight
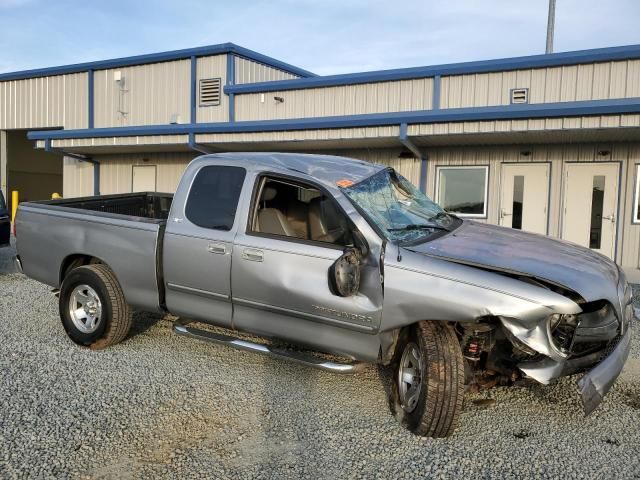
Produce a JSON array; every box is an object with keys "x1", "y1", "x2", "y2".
[{"x1": 548, "y1": 313, "x2": 579, "y2": 355}]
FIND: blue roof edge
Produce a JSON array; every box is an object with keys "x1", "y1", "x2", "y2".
[
  {"x1": 27, "y1": 97, "x2": 640, "y2": 141},
  {"x1": 0, "y1": 42, "x2": 316, "y2": 82},
  {"x1": 225, "y1": 43, "x2": 640, "y2": 94}
]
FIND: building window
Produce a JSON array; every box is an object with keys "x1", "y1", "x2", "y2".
[
  {"x1": 634, "y1": 165, "x2": 640, "y2": 224},
  {"x1": 436, "y1": 166, "x2": 488, "y2": 217}
]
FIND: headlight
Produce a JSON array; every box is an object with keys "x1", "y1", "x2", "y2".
[{"x1": 548, "y1": 313, "x2": 578, "y2": 355}]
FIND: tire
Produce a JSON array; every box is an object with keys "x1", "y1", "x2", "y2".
[
  {"x1": 59, "y1": 264, "x2": 132, "y2": 349},
  {"x1": 390, "y1": 321, "x2": 464, "y2": 438}
]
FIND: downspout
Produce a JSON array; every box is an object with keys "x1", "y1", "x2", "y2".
[
  {"x1": 44, "y1": 138, "x2": 100, "y2": 195},
  {"x1": 399, "y1": 123, "x2": 428, "y2": 193},
  {"x1": 188, "y1": 132, "x2": 214, "y2": 155}
]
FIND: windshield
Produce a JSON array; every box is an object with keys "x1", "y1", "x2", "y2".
[{"x1": 342, "y1": 169, "x2": 460, "y2": 245}]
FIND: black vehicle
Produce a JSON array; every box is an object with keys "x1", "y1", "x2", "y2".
[{"x1": 0, "y1": 191, "x2": 10, "y2": 247}]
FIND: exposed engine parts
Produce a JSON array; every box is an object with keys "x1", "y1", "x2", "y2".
[{"x1": 458, "y1": 322, "x2": 496, "y2": 362}]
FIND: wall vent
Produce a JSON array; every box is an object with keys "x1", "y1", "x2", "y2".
[
  {"x1": 510, "y1": 88, "x2": 529, "y2": 104},
  {"x1": 199, "y1": 78, "x2": 222, "y2": 106}
]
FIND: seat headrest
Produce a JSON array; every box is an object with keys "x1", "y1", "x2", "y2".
[{"x1": 262, "y1": 186, "x2": 278, "y2": 201}]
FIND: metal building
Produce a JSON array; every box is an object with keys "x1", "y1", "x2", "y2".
[{"x1": 3, "y1": 43, "x2": 640, "y2": 279}]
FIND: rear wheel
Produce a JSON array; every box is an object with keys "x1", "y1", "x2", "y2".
[
  {"x1": 59, "y1": 264, "x2": 132, "y2": 349},
  {"x1": 391, "y1": 321, "x2": 464, "y2": 437}
]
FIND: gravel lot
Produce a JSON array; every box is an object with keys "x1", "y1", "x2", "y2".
[{"x1": 1, "y1": 241, "x2": 640, "y2": 479}]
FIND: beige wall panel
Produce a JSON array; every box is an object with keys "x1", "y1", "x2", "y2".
[
  {"x1": 94, "y1": 60, "x2": 190, "y2": 128},
  {"x1": 234, "y1": 57, "x2": 298, "y2": 84},
  {"x1": 610, "y1": 61, "x2": 628, "y2": 97},
  {"x1": 97, "y1": 152, "x2": 196, "y2": 195},
  {"x1": 63, "y1": 157, "x2": 94, "y2": 198},
  {"x1": 0, "y1": 73, "x2": 88, "y2": 130},
  {"x1": 627, "y1": 60, "x2": 640, "y2": 97},
  {"x1": 235, "y1": 78, "x2": 433, "y2": 121},
  {"x1": 196, "y1": 55, "x2": 229, "y2": 123}
]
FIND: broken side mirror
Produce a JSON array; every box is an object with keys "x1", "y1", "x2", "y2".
[{"x1": 329, "y1": 247, "x2": 361, "y2": 297}]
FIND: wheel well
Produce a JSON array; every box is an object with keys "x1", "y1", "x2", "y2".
[{"x1": 59, "y1": 254, "x2": 105, "y2": 284}]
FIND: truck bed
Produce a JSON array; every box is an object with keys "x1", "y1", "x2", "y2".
[
  {"x1": 16, "y1": 192, "x2": 172, "y2": 312},
  {"x1": 32, "y1": 192, "x2": 173, "y2": 222}
]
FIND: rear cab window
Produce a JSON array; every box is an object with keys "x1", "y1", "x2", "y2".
[{"x1": 185, "y1": 166, "x2": 246, "y2": 230}]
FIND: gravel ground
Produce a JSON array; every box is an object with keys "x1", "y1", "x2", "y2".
[{"x1": 1, "y1": 241, "x2": 640, "y2": 479}]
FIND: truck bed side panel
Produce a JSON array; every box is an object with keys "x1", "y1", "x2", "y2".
[{"x1": 17, "y1": 205, "x2": 162, "y2": 312}]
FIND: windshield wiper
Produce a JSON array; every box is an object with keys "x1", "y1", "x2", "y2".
[{"x1": 388, "y1": 223, "x2": 452, "y2": 233}]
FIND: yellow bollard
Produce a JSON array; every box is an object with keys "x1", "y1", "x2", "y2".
[
  {"x1": 51, "y1": 193, "x2": 62, "y2": 200},
  {"x1": 11, "y1": 190, "x2": 18, "y2": 223}
]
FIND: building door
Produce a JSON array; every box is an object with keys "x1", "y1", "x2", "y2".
[
  {"x1": 562, "y1": 162, "x2": 619, "y2": 259},
  {"x1": 132, "y1": 165, "x2": 157, "y2": 192},
  {"x1": 499, "y1": 163, "x2": 549, "y2": 235}
]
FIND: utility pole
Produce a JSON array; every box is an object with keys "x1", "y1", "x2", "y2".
[{"x1": 546, "y1": 0, "x2": 556, "y2": 54}]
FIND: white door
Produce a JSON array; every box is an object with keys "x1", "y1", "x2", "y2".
[
  {"x1": 499, "y1": 163, "x2": 549, "y2": 235},
  {"x1": 562, "y1": 162, "x2": 619, "y2": 259},
  {"x1": 132, "y1": 165, "x2": 157, "y2": 192}
]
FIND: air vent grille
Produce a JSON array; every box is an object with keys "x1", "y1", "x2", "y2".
[
  {"x1": 200, "y1": 78, "x2": 221, "y2": 106},
  {"x1": 511, "y1": 88, "x2": 529, "y2": 104}
]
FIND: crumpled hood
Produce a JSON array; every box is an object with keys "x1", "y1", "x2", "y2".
[{"x1": 406, "y1": 221, "x2": 620, "y2": 305}]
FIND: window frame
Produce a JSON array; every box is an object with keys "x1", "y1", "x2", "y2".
[
  {"x1": 435, "y1": 165, "x2": 489, "y2": 219},
  {"x1": 245, "y1": 172, "x2": 359, "y2": 251},
  {"x1": 184, "y1": 165, "x2": 247, "y2": 231},
  {"x1": 633, "y1": 163, "x2": 640, "y2": 225}
]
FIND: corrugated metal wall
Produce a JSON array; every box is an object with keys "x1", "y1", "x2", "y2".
[
  {"x1": 0, "y1": 73, "x2": 88, "y2": 129},
  {"x1": 63, "y1": 157, "x2": 94, "y2": 197},
  {"x1": 234, "y1": 78, "x2": 434, "y2": 121},
  {"x1": 424, "y1": 143, "x2": 640, "y2": 274},
  {"x1": 234, "y1": 57, "x2": 299, "y2": 84},
  {"x1": 440, "y1": 60, "x2": 640, "y2": 108},
  {"x1": 97, "y1": 152, "x2": 196, "y2": 195},
  {"x1": 93, "y1": 60, "x2": 191, "y2": 128},
  {"x1": 324, "y1": 149, "x2": 421, "y2": 185},
  {"x1": 196, "y1": 55, "x2": 229, "y2": 123}
]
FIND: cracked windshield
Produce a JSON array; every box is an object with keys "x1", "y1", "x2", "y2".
[{"x1": 343, "y1": 169, "x2": 460, "y2": 244}]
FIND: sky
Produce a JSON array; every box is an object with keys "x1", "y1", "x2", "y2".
[{"x1": 0, "y1": 0, "x2": 639, "y2": 76}]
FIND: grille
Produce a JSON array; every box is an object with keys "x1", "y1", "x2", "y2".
[{"x1": 200, "y1": 78, "x2": 221, "y2": 106}]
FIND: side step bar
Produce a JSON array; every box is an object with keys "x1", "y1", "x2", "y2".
[{"x1": 173, "y1": 324, "x2": 366, "y2": 374}]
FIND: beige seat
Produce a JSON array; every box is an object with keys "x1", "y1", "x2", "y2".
[
  {"x1": 309, "y1": 197, "x2": 342, "y2": 243},
  {"x1": 256, "y1": 187, "x2": 297, "y2": 237}
]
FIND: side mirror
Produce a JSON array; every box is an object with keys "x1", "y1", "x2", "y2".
[{"x1": 329, "y1": 248, "x2": 361, "y2": 297}]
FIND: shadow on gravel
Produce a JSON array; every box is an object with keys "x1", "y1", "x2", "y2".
[{"x1": 127, "y1": 310, "x2": 164, "y2": 339}]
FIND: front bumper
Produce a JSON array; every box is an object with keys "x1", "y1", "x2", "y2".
[{"x1": 578, "y1": 326, "x2": 632, "y2": 414}]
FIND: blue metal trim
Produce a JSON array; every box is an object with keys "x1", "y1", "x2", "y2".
[
  {"x1": 188, "y1": 132, "x2": 211, "y2": 155},
  {"x1": 87, "y1": 69, "x2": 94, "y2": 128},
  {"x1": 225, "y1": 43, "x2": 640, "y2": 94},
  {"x1": 0, "y1": 43, "x2": 315, "y2": 82},
  {"x1": 226, "y1": 54, "x2": 236, "y2": 122},
  {"x1": 27, "y1": 97, "x2": 640, "y2": 141},
  {"x1": 190, "y1": 56, "x2": 197, "y2": 124},
  {"x1": 432, "y1": 75, "x2": 441, "y2": 110},
  {"x1": 44, "y1": 139, "x2": 100, "y2": 194},
  {"x1": 93, "y1": 162, "x2": 100, "y2": 196},
  {"x1": 419, "y1": 158, "x2": 428, "y2": 193}
]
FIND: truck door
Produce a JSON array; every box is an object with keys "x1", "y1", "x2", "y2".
[
  {"x1": 163, "y1": 165, "x2": 247, "y2": 327},
  {"x1": 231, "y1": 173, "x2": 384, "y2": 346}
]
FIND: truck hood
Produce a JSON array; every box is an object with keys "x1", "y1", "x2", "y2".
[{"x1": 405, "y1": 221, "x2": 620, "y2": 304}]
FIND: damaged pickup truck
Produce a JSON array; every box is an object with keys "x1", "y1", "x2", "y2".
[{"x1": 15, "y1": 153, "x2": 633, "y2": 437}]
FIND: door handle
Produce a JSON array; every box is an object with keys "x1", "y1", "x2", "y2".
[
  {"x1": 242, "y1": 248, "x2": 264, "y2": 262},
  {"x1": 500, "y1": 209, "x2": 512, "y2": 219},
  {"x1": 207, "y1": 243, "x2": 227, "y2": 255},
  {"x1": 603, "y1": 214, "x2": 616, "y2": 224}
]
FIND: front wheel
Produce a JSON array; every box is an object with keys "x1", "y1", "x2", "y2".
[
  {"x1": 391, "y1": 321, "x2": 464, "y2": 437},
  {"x1": 59, "y1": 264, "x2": 132, "y2": 349}
]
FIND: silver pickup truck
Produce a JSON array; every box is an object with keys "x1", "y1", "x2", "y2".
[{"x1": 15, "y1": 153, "x2": 633, "y2": 437}]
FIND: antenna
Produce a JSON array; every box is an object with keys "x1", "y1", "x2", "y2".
[{"x1": 546, "y1": 0, "x2": 556, "y2": 54}]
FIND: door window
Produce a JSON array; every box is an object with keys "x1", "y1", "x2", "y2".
[
  {"x1": 511, "y1": 175, "x2": 524, "y2": 229},
  {"x1": 249, "y1": 177, "x2": 353, "y2": 247},
  {"x1": 589, "y1": 175, "x2": 605, "y2": 249},
  {"x1": 185, "y1": 166, "x2": 246, "y2": 230}
]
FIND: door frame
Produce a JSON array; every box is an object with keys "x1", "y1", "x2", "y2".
[
  {"x1": 499, "y1": 161, "x2": 552, "y2": 235},
  {"x1": 561, "y1": 160, "x2": 622, "y2": 261}
]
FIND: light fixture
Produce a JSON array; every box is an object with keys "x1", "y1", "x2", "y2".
[
  {"x1": 274, "y1": 96, "x2": 284, "y2": 103},
  {"x1": 398, "y1": 149, "x2": 415, "y2": 159},
  {"x1": 598, "y1": 149, "x2": 611, "y2": 156},
  {"x1": 520, "y1": 150, "x2": 532, "y2": 157}
]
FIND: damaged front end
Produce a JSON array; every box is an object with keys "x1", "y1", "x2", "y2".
[{"x1": 464, "y1": 281, "x2": 633, "y2": 415}]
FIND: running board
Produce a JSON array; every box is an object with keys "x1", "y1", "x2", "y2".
[{"x1": 173, "y1": 324, "x2": 365, "y2": 374}]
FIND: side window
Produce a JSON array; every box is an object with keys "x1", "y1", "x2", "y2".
[
  {"x1": 185, "y1": 166, "x2": 246, "y2": 230},
  {"x1": 250, "y1": 177, "x2": 353, "y2": 247}
]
